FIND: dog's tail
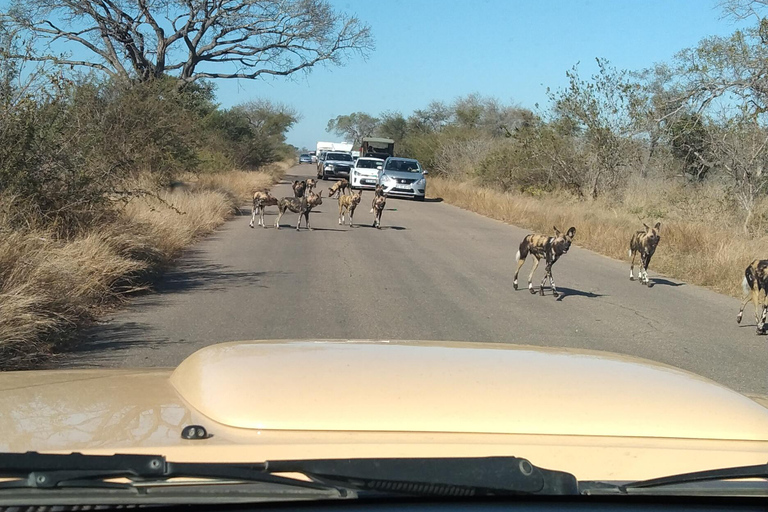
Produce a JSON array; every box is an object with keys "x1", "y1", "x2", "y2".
[
  {"x1": 515, "y1": 249, "x2": 521, "y2": 262},
  {"x1": 628, "y1": 249, "x2": 632, "y2": 258},
  {"x1": 744, "y1": 265, "x2": 756, "y2": 296},
  {"x1": 743, "y1": 275, "x2": 751, "y2": 296},
  {"x1": 516, "y1": 237, "x2": 530, "y2": 262}
]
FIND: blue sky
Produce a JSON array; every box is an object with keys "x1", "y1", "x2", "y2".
[{"x1": 210, "y1": 0, "x2": 747, "y2": 150}]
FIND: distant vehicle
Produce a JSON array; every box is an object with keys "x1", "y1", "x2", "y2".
[
  {"x1": 309, "y1": 151, "x2": 317, "y2": 163},
  {"x1": 378, "y1": 157, "x2": 427, "y2": 201},
  {"x1": 299, "y1": 153, "x2": 312, "y2": 164},
  {"x1": 319, "y1": 151, "x2": 355, "y2": 180},
  {"x1": 350, "y1": 157, "x2": 385, "y2": 190},
  {"x1": 360, "y1": 137, "x2": 395, "y2": 160}
]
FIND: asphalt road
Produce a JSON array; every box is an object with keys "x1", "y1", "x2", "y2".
[{"x1": 60, "y1": 164, "x2": 768, "y2": 396}]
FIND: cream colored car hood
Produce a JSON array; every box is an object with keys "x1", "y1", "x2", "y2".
[{"x1": 1, "y1": 339, "x2": 767, "y2": 482}]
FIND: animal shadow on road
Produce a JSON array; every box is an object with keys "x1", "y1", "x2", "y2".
[
  {"x1": 648, "y1": 278, "x2": 684, "y2": 288},
  {"x1": 357, "y1": 225, "x2": 407, "y2": 231},
  {"x1": 554, "y1": 287, "x2": 605, "y2": 302}
]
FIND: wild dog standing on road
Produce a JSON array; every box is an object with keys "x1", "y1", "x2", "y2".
[
  {"x1": 629, "y1": 222, "x2": 661, "y2": 285},
  {"x1": 249, "y1": 190, "x2": 278, "y2": 228},
  {"x1": 370, "y1": 184, "x2": 384, "y2": 213},
  {"x1": 339, "y1": 190, "x2": 363, "y2": 226},
  {"x1": 737, "y1": 259, "x2": 768, "y2": 334},
  {"x1": 292, "y1": 180, "x2": 307, "y2": 198},
  {"x1": 305, "y1": 178, "x2": 317, "y2": 194},
  {"x1": 372, "y1": 193, "x2": 387, "y2": 229},
  {"x1": 275, "y1": 190, "x2": 323, "y2": 231},
  {"x1": 513, "y1": 226, "x2": 576, "y2": 298},
  {"x1": 328, "y1": 179, "x2": 350, "y2": 199}
]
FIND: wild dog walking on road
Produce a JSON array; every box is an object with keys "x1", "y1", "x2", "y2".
[
  {"x1": 339, "y1": 190, "x2": 363, "y2": 226},
  {"x1": 737, "y1": 259, "x2": 768, "y2": 334},
  {"x1": 249, "y1": 190, "x2": 278, "y2": 228},
  {"x1": 513, "y1": 226, "x2": 576, "y2": 298},
  {"x1": 305, "y1": 178, "x2": 317, "y2": 194},
  {"x1": 292, "y1": 180, "x2": 307, "y2": 198},
  {"x1": 372, "y1": 193, "x2": 387, "y2": 229},
  {"x1": 275, "y1": 190, "x2": 324, "y2": 231},
  {"x1": 629, "y1": 222, "x2": 661, "y2": 285},
  {"x1": 328, "y1": 179, "x2": 350, "y2": 199},
  {"x1": 370, "y1": 184, "x2": 385, "y2": 213}
]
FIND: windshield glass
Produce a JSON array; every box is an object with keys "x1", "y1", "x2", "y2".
[
  {"x1": 385, "y1": 159, "x2": 420, "y2": 172},
  {"x1": 5, "y1": 0, "x2": 768, "y2": 502},
  {"x1": 356, "y1": 159, "x2": 382, "y2": 169}
]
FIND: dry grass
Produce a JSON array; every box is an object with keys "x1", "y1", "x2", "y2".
[
  {"x1": 429, "y1": 177, "x2": 768, "y2": 298},
  {"x1": 0, "y1": 168, "x2": 279, "y2": 367}
]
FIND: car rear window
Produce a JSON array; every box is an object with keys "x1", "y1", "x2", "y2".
[
  {"x1": 327, "y1": 153, "x2": 353, "y2": 161},
  {"x1": 356, "y1": 159, "x2": 381, "y2": 169}
]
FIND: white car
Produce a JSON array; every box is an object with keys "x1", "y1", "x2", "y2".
[{"x1": 349, "y1": 157, "x2": 385, "y2": 190}]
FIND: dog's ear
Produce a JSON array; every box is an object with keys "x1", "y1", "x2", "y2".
[
  {"x1": 553, "y1": 226, "x2": 561, "y2": 236},
  {"x1": 566, "y1": 227, "x2": 576, "y2": 238},
  {"x1": 643, "y1": 222, "x2": 650, "y2": 231},
  {"x1": 654, "y1": 222, "x2": 661, "y2": 231}
]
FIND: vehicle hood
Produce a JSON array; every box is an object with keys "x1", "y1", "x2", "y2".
[
  {"x1": 324, "y1": 159, "x2": 353, "y2": 166},
  {"x1": 382, "y1": 170, "x2": 424, "y2": 179},
  {"x1": 2, "y1": 340, "x2": 768, "y2": 481}
]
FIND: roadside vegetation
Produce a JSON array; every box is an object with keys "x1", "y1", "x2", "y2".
[
  {"x1": 328, "y1": 1, "x2": 768, "y2": 297},
  {"x1": 0, "y1": 0, "x2": 372, "y2": 366}
]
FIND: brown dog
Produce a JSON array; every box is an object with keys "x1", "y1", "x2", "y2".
[
  {"x1": 370, "y1": 184, "x2": 384, "y2": 213},
  {"x1": 629, "y1": 222, "x2": 661, "y2": 285},
  {"x1": 249, "y1": 190, "x2": 278, "y2": 228},
  {"x1": 513, "y1": 226, "x2": 576, "y2": 298},
  {"x1": 292, "y1": 180, "x2": 307, "y2": 198},
  {"x1": 339, "y1": 190, "x2": 363, "y2": 226},
  {"x1": 372, "y1": 193, "x2": 387, "y2": 229},
  {"x1": 328, "y1": 179, "x2": 350, "y2": 199},
  {"x1": 275, "y1": 190, "x2": 323, "y2": 231},
  {"x1": 738, "y1": 259, "x2": 768, "y2": 334}
]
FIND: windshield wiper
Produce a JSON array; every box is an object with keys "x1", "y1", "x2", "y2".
[
  {"x1": 0, "y1": 452, "x2": 578, "y2": 497},
  {"x1": 581, "y1": 462, "x2": 768, "y2": 496}
]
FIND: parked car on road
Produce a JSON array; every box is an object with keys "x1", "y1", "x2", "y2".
[
  {"x1": 378, "y1": 157, "x2": 427, "y2": 200},
  {"x1": 318, "y1": 151, "x2": 355, "y2": 180},
  {"x1": 349, "y1": 157, "x2": 385, "y2": 190},
  {"x1": 299, "y1": 153, "x2": 312, "y2": 164}
]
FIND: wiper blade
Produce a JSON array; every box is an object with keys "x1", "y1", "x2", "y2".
[
  {"x1": 620, "y1": 462, "x2": 768, "y2": 492},
  {"x1": 0, "y1": 453, "x2": 579, "y2": 497},
  {"x1": 267, "y1": 456, "x2": 579, "y2": 496}
]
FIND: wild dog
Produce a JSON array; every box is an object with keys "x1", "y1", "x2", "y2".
[
  {"x1": 305, "y1": 178, "x2": 317, "y2": 194},
  {"x1": 249, "y1": 190, "x2": 278, "y2": 228},
  {"x1": 513, "y1": 226, "x2": 576, "y2": 298},
  {"x1": 370, "y1": 184, "x2": 384, "y2": 213},
  {"x1": 292, "y1": 180, "x2": 307, "y2": 198},
  {"x1": 328, "y1": 179, "x2": 350, "y2": 199},
  {"x1": 274, "y1": 190, "x2": 323, "y2": 231},
  {"x1": 339, "y1": 189, "x2": 363, "y2": 226},
  {"x1": 737, "y1": 259, "x2": 768, "y2": 334},
  {"x1": 629, "y1": 222, "x2": 661, "y2": 286},
  {"x1": 372, "y1": 193, "x2": 387, "y2": 229}
]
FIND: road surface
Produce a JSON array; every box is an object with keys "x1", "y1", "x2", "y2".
[{"x1": 59, "y1": 164, "x2": 767, "y2": 396}]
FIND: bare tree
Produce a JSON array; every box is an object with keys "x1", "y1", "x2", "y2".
[{"x1": 5, "y1": 0, "x2": 373, "y2": 83}]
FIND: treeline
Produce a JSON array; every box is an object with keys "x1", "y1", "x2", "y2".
[
  {"x1": 0, "y1": 50, "x2": 297, "y2": 237},
  {"x1": 327, "y1": 1, "x2": 768, "y2": 235}
]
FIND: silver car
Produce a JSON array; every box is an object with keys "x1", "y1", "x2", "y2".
[
  {"x1": 350, "y1": 157, "x2": 385, "y2": 190},
  {"x1": 378, "y1": 157, "x2": 427, "y2": 201}
]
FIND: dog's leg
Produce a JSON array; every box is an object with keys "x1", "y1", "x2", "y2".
[
  {"x1": 339, "y1": 203, "x2": 344, "y2": 225},
  {"x1": 528, "y1": 257, "x2": 540, "y2": 294},
  {"x1": 513, "y1": 256, "x2": 526, "y2": 290},
  {"x1": 629, "y1": 250, "x2": 636, "y2": 280},
  {"x1": 540, "y1": 265, "x2": 550, "y2": 296},
  {"x1": 349, "y1": 206, "x2": 355, "y2": 227},
  {"x1": 274, "y1": 208, "x2": 283, "y2": 229},
  {"x1": 249, "y1": 201, "x2": 257, "y2": 228},
  {"x1": 306, "y1": 210, "x2": 313, "y2": 231},
  {"x1": 548, "y1": 266, "x2": 558, "y2": 298},
  {"x1": 754, "y1": 287, "x2": 763, "y2": 332},
  {"x1": 260, "y1": 206, "x2": 267, "y2": 228}
]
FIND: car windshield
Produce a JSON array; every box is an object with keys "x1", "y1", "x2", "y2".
[
  {"x1": 385, "y1": 160, "x2": 420, "y2": 172},
  {"x1": 327, "y1": 153, "x2": 353, "y2": 161},
  {"x1": 5, "y1": 0, "x2": 768, "y2": 503},
  {"x1": 356, "y1": 159, "x2": 381, "y2": 169}
]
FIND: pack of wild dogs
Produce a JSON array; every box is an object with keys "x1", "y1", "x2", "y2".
[{"x1": 249, "y1": 178, "x2": 388, "y2": 231}]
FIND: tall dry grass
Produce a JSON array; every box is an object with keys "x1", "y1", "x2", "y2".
[
  {"x1": 429, "y1": 177, "x2": 768, "y2": 298},
  {"x1": 0, "y1": 169, "x2": 278, "y2": 367}
]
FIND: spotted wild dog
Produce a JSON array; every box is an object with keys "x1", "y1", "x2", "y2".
[
  {"x1": 372, "y1": 193, "x2": 387, "y2": 229},
  {"x1": 370, "y1": 184, "x2": 384, "y2": 213},
  {"x1": 339, "y1": 189, "x2": 363, "y2": 226},
  {"x1": 249, "y1": 190, "x2": 278, "y2": 228},
  {"x1": 737, "y1": 259, "x2": 768, "y2": 334},
  {"x1": 305, "y1": 178, "x2": 317, "y2": 194},
  {"x1": 629, "y1": 222, "x2": 661, "y2": 286},
  {"x1": 275, "y1": 190, "x2": 323, "y2": 231},
  {"x1": 513, "y1": 226, "x2": 576, "y2": 298},
  {"x1": 328, "y1": 179, "x2": 350, "y2": 199},
  {"x1": 292, "y1": 180, "x2": 307, "y2": 198}
]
